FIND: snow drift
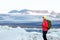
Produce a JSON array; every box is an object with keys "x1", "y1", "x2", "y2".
[{"x1": 0, "y1": 26, "x2": 60, "y2": 40}]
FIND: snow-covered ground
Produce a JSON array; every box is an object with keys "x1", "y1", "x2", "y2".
[{"x1": 0, "y1": 26, "x2": 60, "y2": 40}]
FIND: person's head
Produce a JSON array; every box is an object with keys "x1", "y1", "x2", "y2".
[{"x1": 42, "y1": 16, "x2": 47, "y2": 19}]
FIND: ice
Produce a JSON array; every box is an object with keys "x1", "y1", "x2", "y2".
[{"x1": 0, "y1": 26, "x2": 60, "y2": 40}]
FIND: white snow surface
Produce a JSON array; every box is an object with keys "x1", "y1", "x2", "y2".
[{"x1": 0, "y1": 26, "x2": 60, "y2": 40}]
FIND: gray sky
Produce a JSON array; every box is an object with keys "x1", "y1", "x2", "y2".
[{"x1": 0, "y1": 0, "x2": 60, "y2": 13}]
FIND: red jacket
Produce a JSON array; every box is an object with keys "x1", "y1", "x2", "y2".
[{"x1": 42, "y1": 19, "x2": 48, "y2": 31}]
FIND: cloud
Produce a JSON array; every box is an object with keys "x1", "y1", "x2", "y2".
[{"x1": 0, "y1": 0, "x2": 60, "y2": 13}]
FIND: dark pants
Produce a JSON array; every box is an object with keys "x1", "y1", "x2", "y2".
[{"x1": 42, "y1": 31, "x2": 48, "y2": 40}]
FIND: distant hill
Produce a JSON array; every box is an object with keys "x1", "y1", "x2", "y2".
[
  {"x1": 19, "y1": 9, "x2": 29, "y2": 13},
  {"x1": 8, "y1": 10, "x2": 18, "y2": 13},
  {"x1": 8, "y1": 9, "x2": 29, "y2": 13},
  {"x1": 8, "y1": 9, "x2": 49, "y2": 14}
]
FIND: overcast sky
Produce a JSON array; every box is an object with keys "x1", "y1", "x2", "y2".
[{"x1": 0, "y1": 0, "x2": 60, "y2": 13}]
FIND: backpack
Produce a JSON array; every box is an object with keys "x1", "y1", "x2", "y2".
[{"x1": 47, "y1": 20, "x2": 52, "y2": 29}]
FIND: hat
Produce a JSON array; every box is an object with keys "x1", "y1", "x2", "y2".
[{"x1": 42, "y1": 16, "x2": 47, "y2": 19}]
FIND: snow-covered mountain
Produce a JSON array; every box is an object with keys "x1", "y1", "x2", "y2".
[
  {"x1": 0, "y1": 9, "x2": 60, "y2": 23},
  {"x1": 8, "y1": 9, "x2": 29, "y2": 14},
  {"x1": 8, "y1": 9, "x2": 60, "y2": 18},
  {"x1": 8, "y1": 9, "x2": 50, "y2": 15},
  {"x1": 51, "y1": 11, "x2": 60, "y2": 18}
]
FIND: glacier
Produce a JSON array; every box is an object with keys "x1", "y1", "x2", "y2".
[{"x1": 0, "y1": 26, "x2": 60, "y2": 40}]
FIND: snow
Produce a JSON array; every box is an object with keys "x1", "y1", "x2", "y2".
[{"x1": 0, "y1": 26, "x2": 60, "y2": 40}]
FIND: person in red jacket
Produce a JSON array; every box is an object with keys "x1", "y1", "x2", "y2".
[{"x1": 42, "y1": 16, "x2": 48, "y2": 40}]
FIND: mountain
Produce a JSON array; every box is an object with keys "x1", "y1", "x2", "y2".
[
  {"x1": 8, "y1": 10, "x2": 19, "y2": 13},
  {"x1": 8, "y1": 9, "x2": 60, "y2": 18},
  {"x1": 19, "y1": 9, "x2": 29, "y2": 13},
  {"x1": 8, "y1": 9, "x2": 49, "y2": 15},
  {"x1": 51, "y1": 11, "x2": 60, "y2": 18},
  {"x1": 8, "y1": 9, "x2": 29, "y2": 13},
  {"x1": 0, "y1": 10, "x2": 60, "y2": 27},
  {"x1": 1, "y1": 9, "x2": 60, "y2": 21}
]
